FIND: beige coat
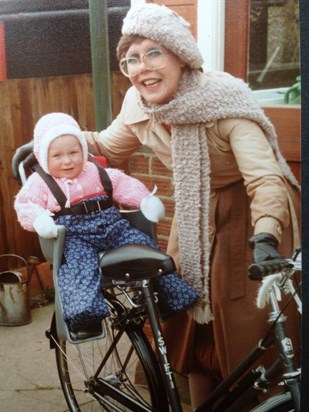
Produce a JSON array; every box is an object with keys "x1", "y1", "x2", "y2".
[{"x1": 85, "y1": 85, "x2": 301, "y2": 376}]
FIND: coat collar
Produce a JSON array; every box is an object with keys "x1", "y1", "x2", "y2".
[
  {"x1": 123, "y1": 87, "x2": 169, "y2": 135},
  {"x1": 123, "y1": 86, "x2": 150, "y2": 125}
]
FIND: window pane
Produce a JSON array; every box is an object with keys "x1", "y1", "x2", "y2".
[{"x1": 248, "y1": 0, "x2": 300, "y2": 91}]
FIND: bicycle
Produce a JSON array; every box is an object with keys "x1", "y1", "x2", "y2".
[
  {"x1": 16, "y1": 155, "x2": 302, "y2": 412},
  {"x1": 46, "y1": 241, "x2": 302, "y2": 412}
]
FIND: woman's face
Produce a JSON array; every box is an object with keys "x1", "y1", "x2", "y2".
[{"x1": 124, "y1": 39, "x2": 185, "y2": 105}]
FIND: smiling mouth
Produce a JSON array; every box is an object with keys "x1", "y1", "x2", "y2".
[{"x1": 142, "y1": 79, "x2": 161, "y2": 87}]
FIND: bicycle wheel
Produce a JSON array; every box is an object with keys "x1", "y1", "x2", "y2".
[
  {"x1": 250, "y1": 392, "x2": 294, "y2": 412},
  {"x1": 54, "y1": 316, "x2": 169, "y2": 411}
]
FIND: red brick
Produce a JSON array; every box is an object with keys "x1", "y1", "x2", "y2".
[
  {"x1": 162, "y1": 198, "x2": 175, "y2": 218},
  {"x1": 151, "y1": 157, "x2": 173, "y2": 178},
  {"x1": 157, "y1": 219, "x2": 173, "y2": 237},
  {"x1": 130, "y1": 175, "x2": 174, "y2": 197},
  {"x1": 129, "y1": 154, "x2": 150, "y2": 174},
  {"x1": 157, "y1": 237, "x2": 168, "y2": 252}
]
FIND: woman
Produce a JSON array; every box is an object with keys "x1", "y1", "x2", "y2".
[{"x1": 13, "y1": 3, "x2": 301, "y2": 407}]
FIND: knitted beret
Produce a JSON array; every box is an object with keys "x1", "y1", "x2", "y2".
[
  {"x1": 33, "y1": 112, "x2": 88, "y2": 174},
  {"x1": 121, "y1": 3, "x2": 203, "y2": 70}
]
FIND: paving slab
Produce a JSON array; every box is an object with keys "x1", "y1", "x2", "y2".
[
  {"x1": 0, "y1": 303, "x2": 69, "y2": 412},
  {"x1": 0, "y1": 302, "x2": 192, "y2": 411}
]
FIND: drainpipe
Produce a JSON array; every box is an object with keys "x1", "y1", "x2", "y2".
[
  {"x1": 89, "y1": 0, "x2": 112, "y2": 131},
  {"x1": 0, "y1": 23, "x2": 7, "y2": 80}
]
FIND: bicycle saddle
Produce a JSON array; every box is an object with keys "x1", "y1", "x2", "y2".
[{"x1": 100, "y1": 244, "x2": 176, "y2": 281}]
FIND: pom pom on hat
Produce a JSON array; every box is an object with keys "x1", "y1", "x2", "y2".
[
  {"x1": 33, "y1": 112, "x2": 87, "y2": 174},
  {"x1": 121, "y1": 3, "x2": 203, "y2": 70}
]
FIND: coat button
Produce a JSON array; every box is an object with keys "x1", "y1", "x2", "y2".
[
  {"x1": 209, "y1": 226, "x2": 214, "y2": 236},
  {"x1": 210, "y1": 191, "x2": 216, "y2": 198}
]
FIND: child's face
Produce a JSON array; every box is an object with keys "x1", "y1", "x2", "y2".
[{"x1": 48, "y1": 134, "x2": 84, "y2": 179}]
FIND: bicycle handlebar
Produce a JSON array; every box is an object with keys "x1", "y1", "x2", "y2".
[{"x1": 248, "y1": 259, "x2": 294, "y2": 280}]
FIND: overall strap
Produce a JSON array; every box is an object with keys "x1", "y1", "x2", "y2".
[
  {"x1": 88, "y1": 156, "x2": 113, "y2": 200},
  {"x1": 33, "y1": 163, "x2": 67, "y2": 208},
  {"x1": 33, "y1": 158, "x2": 113, "y2": 208}
]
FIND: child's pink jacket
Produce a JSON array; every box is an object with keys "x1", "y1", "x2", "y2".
[{"x1": 14, "y1": 162, "x2": 150, "y2": 232}]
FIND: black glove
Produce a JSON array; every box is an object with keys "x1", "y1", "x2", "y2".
[
  {"x1": 12, "y1": 141, "x2": 34, "y2": 182},
  {"x1": 248, "y1": 232, "x2": 284, "y2": 264}
]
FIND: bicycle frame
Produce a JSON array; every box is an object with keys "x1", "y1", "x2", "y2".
[
  {"x1": 193, "y1": 310, "x2": 300, "y2": 411},
  {"x1": 142, "y1": 279, "x2": 183, "y2": 412},
  {"x1": 142, "y1": 259, "x2": 301, "y2": 412}
]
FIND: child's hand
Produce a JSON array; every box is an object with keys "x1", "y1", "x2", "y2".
[
  {"x1": 140, "y1": 186, "x2": 165, "y2": 223},
  {"x1": 33, "y1": 210, "x2": 59, "y2": 238}
]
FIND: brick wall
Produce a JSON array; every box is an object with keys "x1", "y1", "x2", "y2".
[{"x1": 128, "y1": 148, "x2": 175, "y2": 251}]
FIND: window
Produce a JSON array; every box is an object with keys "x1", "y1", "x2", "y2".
[{"x1": 248, "y1": 0, "x2": 300, "y2": 91}]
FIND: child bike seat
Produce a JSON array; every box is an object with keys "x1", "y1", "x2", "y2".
[{"x1": 38, "y1": 210, "x2": 171, "y2": 344}]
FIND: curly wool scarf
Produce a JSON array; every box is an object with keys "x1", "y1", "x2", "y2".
[{"x1": 138, "y1": 70, "x2": 299, "y2": 324}]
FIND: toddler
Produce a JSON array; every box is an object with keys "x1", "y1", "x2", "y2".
[{"x1": 14, "y1": 113, "x2": 199, "y2": 339}]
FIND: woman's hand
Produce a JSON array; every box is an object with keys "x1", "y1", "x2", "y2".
[{"x1": 248, "y1": 232, "x2": 284, "y2": 264}]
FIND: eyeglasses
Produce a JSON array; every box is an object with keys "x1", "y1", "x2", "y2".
[{"x1": 119, "y1": 48, "x2": 167, "y2": 77}]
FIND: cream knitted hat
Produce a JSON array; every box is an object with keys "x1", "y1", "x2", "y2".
[
  {"x1": 33, "y1": 112, "x2": 88, "y2": 174},
  {"x1": 121, "y1": 3, "x2": 203, "y2": 70}
]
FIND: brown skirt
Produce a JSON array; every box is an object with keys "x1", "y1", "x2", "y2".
[{"x1": 162, "y1": 180, "x2": 301, "y2": 377}]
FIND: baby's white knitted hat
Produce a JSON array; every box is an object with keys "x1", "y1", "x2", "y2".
[
  {"x1": 122, "y1": 3, "x2": 203, "y2": 70},
  {"x1": 33, "y1": 112, "x2": 88, "y2": 174}
]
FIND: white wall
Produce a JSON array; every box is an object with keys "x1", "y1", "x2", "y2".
[{"x1": 197, "y1": 0, "x2": 225, "y2": 72}]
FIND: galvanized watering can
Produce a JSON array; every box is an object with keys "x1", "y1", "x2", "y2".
[{"x1": 0, "y1": 254, "x2": 31, "y2": 325}]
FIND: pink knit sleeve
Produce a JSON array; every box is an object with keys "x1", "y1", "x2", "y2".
[
  {"x1": 106, "y1": 168, "x2": 150, "y2": 208},
  {"x1": 14, "y1": 174, "x2": 50, "y2": 232}
]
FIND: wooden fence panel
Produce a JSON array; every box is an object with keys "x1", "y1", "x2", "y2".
[{"x1": 0, "y1": 72, "x2": 129, "y2": 258}]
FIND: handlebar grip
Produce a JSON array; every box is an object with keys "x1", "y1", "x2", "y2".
[{"x1": 248, "y1": 259, "x2": 293, "y2": 280}]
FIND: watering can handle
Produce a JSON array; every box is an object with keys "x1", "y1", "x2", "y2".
[
  {"x1": 0, "y1": 254, "x2": 29, "y2": 279},
  {"x1": 0, "y1": 253, "x2": 27, "y2": 265}
]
